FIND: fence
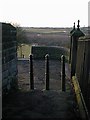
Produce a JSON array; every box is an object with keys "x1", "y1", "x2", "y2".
[
  {"x1": 76, "y1": 37, "x2": 90, "y2": 110},
  {"x1": 69, "y1": 21, "x2": 90, "y2": 118},
  {"x1": 70, "y1": 35, "x2": 90, "y2": 112},
  {"x1": 2, "y1": 23, "x2": 18, "y2": 95}
]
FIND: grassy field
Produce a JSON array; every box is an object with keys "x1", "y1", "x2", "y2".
[
  {"x1": 23, "y1": 27, "x2": 88, "y2": 34},
  {"x1": 23, "y1": 27, "x2": 70, "y2": 47},
  {"x1": 24, "y1": 27, "x2": 70, "y2": 34}
]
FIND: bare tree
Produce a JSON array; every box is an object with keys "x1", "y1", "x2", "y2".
[{"x1": 12, "y1": 23, "x2": 29, "y2": 46}]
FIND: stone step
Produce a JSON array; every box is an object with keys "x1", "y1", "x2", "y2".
[{"x1": 3, "y1": 90, "x2": 79, "y2": 119}]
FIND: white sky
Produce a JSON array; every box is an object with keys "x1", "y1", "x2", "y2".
[{"x1": 0, "y1": 0, "x2": 89, "y2": 27}]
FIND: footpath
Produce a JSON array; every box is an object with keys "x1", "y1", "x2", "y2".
[{"x1": 3, "y1": 62, "x2": 80, "y2": 119}]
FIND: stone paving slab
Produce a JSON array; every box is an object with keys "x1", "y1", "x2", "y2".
[{"x1": 3, "y1": 90, "x2": 79, "y2": 119}]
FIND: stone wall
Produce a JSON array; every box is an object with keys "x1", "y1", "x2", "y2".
[
  {"x1": 2, "y1": 23, "x2": 18, "y2": 94},
  {"x1": 31, "y1": 46, "x2": 69, "y2": 60}
]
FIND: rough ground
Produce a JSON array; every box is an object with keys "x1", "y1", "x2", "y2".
[{"x1": 2, "y1": 60, "x2": 80, "y2": 119}]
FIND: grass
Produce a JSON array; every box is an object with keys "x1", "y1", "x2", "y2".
[{"x1": 17, "y1": 44, "x2": 31, "y2": 58}]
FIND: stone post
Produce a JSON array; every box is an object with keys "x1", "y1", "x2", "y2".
[
  {"x1": 45, "y1": 54, "x2": 49, "y2": 90},
  {"x1": 61, "y1": 55, "x2": 66, "y2": 91},
  {"x1": 29, "y1": 54, "x2": 34, "y2": 90}
]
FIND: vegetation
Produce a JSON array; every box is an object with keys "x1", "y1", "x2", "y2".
[
  {"x1": 12, "y1": 23, "x2": 29, "y2": 45},
  {"x1": 17, "y1": 44, "x2": 31, "y2": 58}
]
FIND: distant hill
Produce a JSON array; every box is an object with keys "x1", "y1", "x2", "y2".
[{"x1": 22, "y1": 27, "x2": 88, "y2": 35}]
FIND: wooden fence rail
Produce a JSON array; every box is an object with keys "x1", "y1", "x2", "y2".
[{"x1": 70, "y1": 34, "x2": 90, "y2": 118}]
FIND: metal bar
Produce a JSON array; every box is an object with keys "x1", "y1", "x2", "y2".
[
  {"x1": 29, "y1": 54, "x2": 34, "y2": 90},
  {"x1": 45, "y1": 54, "x2": 49, "y2": 90},
  {"x1": 61, "y1": 55, "x2": 66, "y2": 91}
]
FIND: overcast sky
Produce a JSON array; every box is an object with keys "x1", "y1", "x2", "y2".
[{"x1": 0, "y1": 0, "x2": 89, "y2": 27}]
